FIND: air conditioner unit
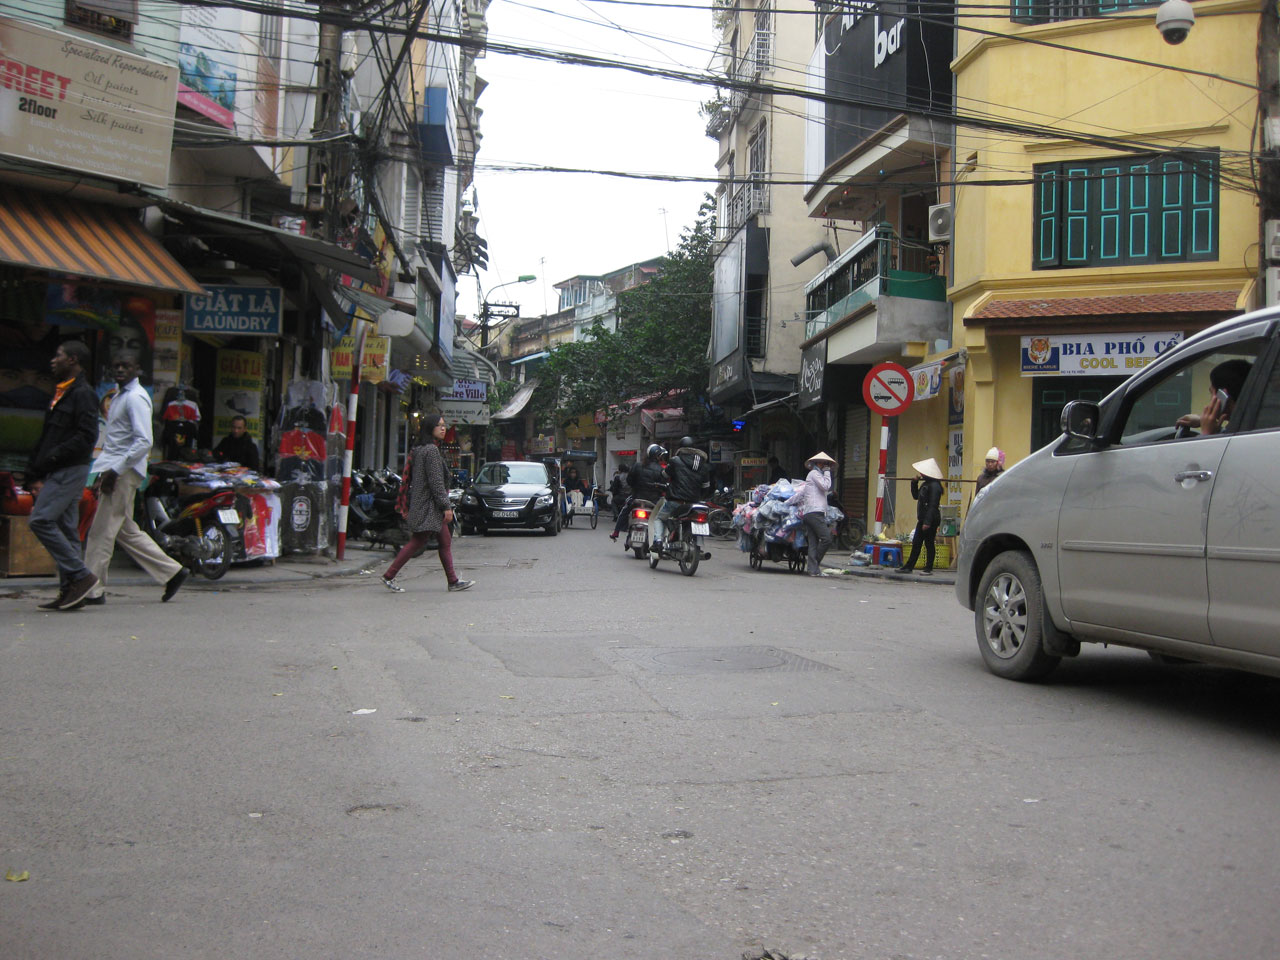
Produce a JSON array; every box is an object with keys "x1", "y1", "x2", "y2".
[
  {"x1": 1266, "y1": 220, "x2": 1280, "y2": 262},
  {"x1": 927, "y1": 202, "x2": 953, "y2": 244}
]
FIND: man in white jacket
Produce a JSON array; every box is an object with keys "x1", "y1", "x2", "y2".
[{"x1": 77, "y1": 353, "x2": 187, "y2": 609}]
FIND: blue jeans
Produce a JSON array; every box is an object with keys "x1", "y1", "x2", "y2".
[
  {"x1": 650, "y1": 498, "x2": 683, "y2": 547},
  {"x1": 28, "y1": 464, "x2": 92, "y2": 584}
]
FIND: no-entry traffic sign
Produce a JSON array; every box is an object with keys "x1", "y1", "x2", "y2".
[{"x1": 862, "y1": 362, "x2": 914, "y2": 416}]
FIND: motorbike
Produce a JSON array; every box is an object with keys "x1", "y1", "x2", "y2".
[
  {"x1": 622, "y1": 498, "x2": 655, "y2": 560},
  {"x1": 348, "y1": 469, "x2": 409, "y2": 549},
  {"x1": 142, "y1": 463, "x2": 241, "y2": 580},
  {"x1": 706, "y1": 486, "x2": 737, "y2": 540},
  {"x1": 645, "y1": 500, "x2": 713, "y2": 577}
]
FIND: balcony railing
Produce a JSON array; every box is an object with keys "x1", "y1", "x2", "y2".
[
  {"x1": 722, "y1": 178, "x2": 769, "y2": 237},
  {"x1": 804, "y1": 225, "x2": 945, "y2": 339}
]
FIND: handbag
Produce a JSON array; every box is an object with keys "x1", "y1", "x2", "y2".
[{"x1": 395, "y1": 452, "x2": 413, "y2": 518}]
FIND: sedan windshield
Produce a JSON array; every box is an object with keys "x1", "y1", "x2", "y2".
[{"x1": 477, "y1": 463, "x2": 548, "y2": 485}]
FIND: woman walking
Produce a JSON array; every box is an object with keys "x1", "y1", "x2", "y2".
[{"x1": 381, "y1": 414, "x2": 474, "y2": 593}]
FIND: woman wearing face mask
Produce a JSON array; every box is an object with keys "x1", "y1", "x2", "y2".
[
  {"x1": 787, "y1": 452, "x2": 837, "y2": 577},
  {"x1": 898, "y1": 458, "x2": 944, "y2": 576}
]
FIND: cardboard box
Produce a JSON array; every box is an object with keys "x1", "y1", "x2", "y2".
[{"x1": 0, "y1": 515, "x2": 57, "y2": 577}]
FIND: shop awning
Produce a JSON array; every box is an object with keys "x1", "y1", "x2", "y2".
[
  {"x1": 450, "y1": 345, "x2": 498, "y2": 384},
  {"x1": 0, "y1": 187, "x2": 204, "y2": 293},
  {"x1": 158, "y1": 198, "x2": 379, "y2": 283},
  {"x1": 510, "y1": 351, "x2": 549, "y2": 365},
  {"x1": 640, "y1": 406, "x2": 684, "y2": 434},
  {"x1": 906, "y1": 350, "x2": 963, "y2": 401},
  {"x1": 967, "y1": 290, "x2": 1242, "y2": 324},
  {"x1": 333, "y1": 285, "x2": 415, "y2": 319},
  {"x1": 741, "y1": 392, "x2": 798, "y2": 418},
  {"x1": 492, "y1": 379, "x2": 539, "y2": 420}
]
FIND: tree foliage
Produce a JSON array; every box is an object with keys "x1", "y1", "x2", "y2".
[{"x1": 530, "y1": 198, "x2": 714, "y2": 429}]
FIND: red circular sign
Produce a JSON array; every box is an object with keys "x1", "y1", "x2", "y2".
[{"x1": 862, "y1": 362, "x2": 915, "y2": 416}]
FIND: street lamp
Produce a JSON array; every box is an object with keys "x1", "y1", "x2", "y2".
[{"x1": 480, "y1": 274, "x2": 535, "y2": 347}]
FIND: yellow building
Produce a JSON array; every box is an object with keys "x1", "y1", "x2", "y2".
[{"x1": 942, "y1": 0, "x2": 1260, "y2": 511}]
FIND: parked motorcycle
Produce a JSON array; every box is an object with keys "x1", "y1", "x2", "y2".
[
  {"x1": 142, "y1": 463, "x2": 241, "y2": 580},
  {"x1": 645, "y1": 500, "x2": 713, "y2": 577},
  {"x1": 348, "y1": 469, "x2": 409, "y2": 549},
  {"x1": 706, "y1": 486, "x2": 736, "y2": 540}
]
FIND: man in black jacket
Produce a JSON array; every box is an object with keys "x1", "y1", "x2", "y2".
[
  {"x1": 27, "y1": 340, "x2": 100, "y2": 609},
  {"x1": 610, "y1": 445, "x2": 667, "y2": 540},
  {"x1": 213, "y1": 415, "x2": 260, "y2": 470},
  {"x1": 651, "y1": 437, "x2": 710, "y2": 548}
]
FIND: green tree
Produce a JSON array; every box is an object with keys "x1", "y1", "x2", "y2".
[{"x1": 531, "y1": 198, "x2": 714, "y2": 429}]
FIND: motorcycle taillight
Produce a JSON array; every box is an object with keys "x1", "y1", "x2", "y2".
[
  {"x1": 692, "y1": 512, "x2": 707, "y2": 524},
  {"x1": 634, "y1": 509, "x2": 648, "y2": 520}
]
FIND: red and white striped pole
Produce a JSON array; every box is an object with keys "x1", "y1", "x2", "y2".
[
  {"x1": 873, "y1": 418, "x2": 889, "y2": 537},
  {"x1": 335, "y1": 318, "x2": 368, "y2": 561}
]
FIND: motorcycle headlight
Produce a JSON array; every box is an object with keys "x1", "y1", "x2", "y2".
[
  {"x1": 461, "y1": 492, "x2": 478, "y2": 505},
  {"x1": 535, "y1": 493, "x2": 554, "y2": 507}
]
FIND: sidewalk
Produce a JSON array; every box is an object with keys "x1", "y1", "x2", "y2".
[{"x1": 0, "y1": 547, "x2": 377, "y2": 599}]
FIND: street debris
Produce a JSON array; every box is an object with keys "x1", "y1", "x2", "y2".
[
  {"x1": 5, "y1": 870, "x2": 29, "y2": 882},
  {"x1": 351, "y1": 708, "x2": 376, "y2": 715}
]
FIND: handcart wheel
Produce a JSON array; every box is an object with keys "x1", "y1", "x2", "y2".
[
  {"x1": 590, "y1": 499, "x2": 598, "y2": 529},
  {"x1": 749, "y1": 551, "x2": 761, "y2": 570}
]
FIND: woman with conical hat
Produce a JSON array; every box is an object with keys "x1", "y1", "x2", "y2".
[
  {"x1": 898, "y1": 457, "x2": 944, "y2": 575},
  {"x1": 785, "y1": 451, "x2": 837, "y2": 577}
]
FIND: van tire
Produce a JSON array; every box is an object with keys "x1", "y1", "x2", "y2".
[{"x1": 975, "y1": 550, "x2": 1060, "y2": 682}]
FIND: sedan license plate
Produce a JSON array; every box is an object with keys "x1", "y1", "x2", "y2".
[
  {"x1": 692, "y1": 522, "x2": 709, "y2": 536},
  {"x1": 493, "y1": 510, "x2": 519, "y2": 519},
  {"x1": 217, "y1": 508, "x2": 240, "y2": 525}
]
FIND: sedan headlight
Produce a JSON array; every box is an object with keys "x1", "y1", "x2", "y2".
[
  {"x1": 535, "y1": 493, "x2": 554, "y2": 507},
  {"x1": 461, "y1": 492, "x2": 479, "y2": 505}
]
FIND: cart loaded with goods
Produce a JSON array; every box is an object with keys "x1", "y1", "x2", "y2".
[{"x1": 732, "y1": 479, "x2": 844, "y2": 573}]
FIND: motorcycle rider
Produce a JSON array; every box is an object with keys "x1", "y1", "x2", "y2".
[
  {"x1": 650, "y1": 436, "x2": 710, "y2": 550},
  {"x1": 610, "y1": 444, "x2": 666, "y2": 541}
]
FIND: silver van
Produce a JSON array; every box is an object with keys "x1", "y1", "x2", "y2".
[{"x1": 956, "y1": 306, "x2": 1280, "y2": 681}]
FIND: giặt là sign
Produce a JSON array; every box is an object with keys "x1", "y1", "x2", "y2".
[{"x1": 185, "y1": 286, "x2": 283, "y2": 336}]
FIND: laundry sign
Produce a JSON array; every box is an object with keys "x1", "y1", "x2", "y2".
[
  {"x1": 1020, "y1": 332, "x2": 1183, "y2": 376},
  {"x1": 185, "y1": 286, "x2": 283, "y2": 336}
]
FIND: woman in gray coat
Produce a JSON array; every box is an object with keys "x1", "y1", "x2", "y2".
[{"x1": 381, "y1": 414, "x2": 474, "y2": 593}]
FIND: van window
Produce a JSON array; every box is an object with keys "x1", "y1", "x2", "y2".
[{"x1": 1117, "y1": 338, "x2": 1268, "y2": 445}]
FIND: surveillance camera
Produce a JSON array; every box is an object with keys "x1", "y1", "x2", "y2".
[{"x1": 1155, "y1": 0, "x2": 1194, "y2": 45}]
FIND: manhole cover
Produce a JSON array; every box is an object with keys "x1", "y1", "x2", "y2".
[{"x1": 615, "y1": 645, "x2": 836, "y2": 675}]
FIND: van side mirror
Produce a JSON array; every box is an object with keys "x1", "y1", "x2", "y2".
[{"x1": 1061, "y1": 400, "x2": 1101, "y2": 442}]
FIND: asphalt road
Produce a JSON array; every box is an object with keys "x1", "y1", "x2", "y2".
[{"x1": 3, "y1": 524, "x2": 1279, "y2": 960}]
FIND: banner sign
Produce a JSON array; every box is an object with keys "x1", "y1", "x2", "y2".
[
  {"x1": 331, "y1": 334, "x2": 389, "y2": 383},
  {"x1": 1021, "y1": 332, "x2": 1183, "y2": 376},
  {"x1": 799, "y1": 341, "x2": 826, "y2": 409},
  {"x1": 214, "y1": 349, "x2": 263, "y2": 448},
  {"x1": 185, "y1": 286, "x2": 283, "y2": 336},
  {"x1": 436, "y1": 399, "x2": 490, "y2": 426},
  {"x1": 908, "y1": 359, "x2": 945, "y2": 401},
  {"x1": 0, "y1": 16, "x2": 179, "y2": 188}
]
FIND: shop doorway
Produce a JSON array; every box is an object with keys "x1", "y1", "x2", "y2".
[{"x1": 1031, "y1": 376, "x2": 1115, "y2": 451}]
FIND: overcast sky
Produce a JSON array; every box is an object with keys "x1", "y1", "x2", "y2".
[{"x1": 454, "y1": 0, "x2": 719, "y2": 325}]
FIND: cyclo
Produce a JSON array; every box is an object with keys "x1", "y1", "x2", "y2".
[{"x1": 540, "y1": 451, "x2": 601, "y2": 530}]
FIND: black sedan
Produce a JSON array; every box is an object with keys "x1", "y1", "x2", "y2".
[{"x1": 457, "y1": 461, "x2": 560, "y2": 535}]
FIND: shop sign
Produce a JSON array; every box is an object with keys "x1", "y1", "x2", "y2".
[
  {"x1": 947, "y1": 424, "x2": 964, "y2": 506},
  {"x1": 330, "y1": 334, "x2": 389, "y2": 383},
  {"x1": 214, "y1": 349, "x2": 263, "y2": 447},
  {"x1": 185, "y1": 286, "x2": 283, "y2": 336},
  {"x1": 709, "y1": 441, "x2": 736, "y2": 463},
  {"x1": 739, "y1": 456, "x2": 768, "y2": 467},
  {"x1": 798, "y1": 341, "x2": 826, "y2": 409},
  {"x1": 0, "y1": 16, "x2": 179, "y2": 188},
  {"x1": 528, "y1": 435, "x2": 554, "y2": 455},
  {"x1": 439, "y1": 378, "x2": 487, "y2": 403},
  {"x1": 615, "y1": 449, "x2": 637, "y2": 458},
  {"x1": 862, "y1": 361, "x2": 914, "y2": 417},
  {"x1": 436, "y1": 399, "x2": 490, "y2": 426},
  {"x1": 1020, "y1": 332, "x2": 1183, "y2": 376}
]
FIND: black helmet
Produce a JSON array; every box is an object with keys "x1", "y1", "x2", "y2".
[
  {"x1": 679, "y1": 436, "x2": 695, "y2": 450},
  {"x1": 646, "y1": 443, "x2": 666, "y2": 462}
]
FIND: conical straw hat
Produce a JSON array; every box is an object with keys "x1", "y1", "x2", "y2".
[{"x1": 911, "y1": 457, "x2": 943, "y2": 480}]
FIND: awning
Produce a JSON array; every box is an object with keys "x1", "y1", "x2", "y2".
[
  {"x1": 510, "y1": 351, "x2": 549, "y2": 365},
  {"x1": 968, "y1": 290, "x2": 1242, "y2": 323},
  {"x1": 492, "y1": 379, "x2": 539, "y2": 420},
  {"x1": 157, "y1": 198, "x2": 379, "y2": 283},
  {"x1": 741, "y1": 392, "x2": 798, "y2": 418},
  {"x1": 450, "y1": 345, "x2": 498, "y2": 384},
  {"x1": 640, "y1": 407, "x2": 684, "y2": 434},
  {"x1": 0, "y1": 187, "x2": 203, "y2": 293},
  {"x1": 333, "y1": 286, "x2": 415, "y2": 320}
]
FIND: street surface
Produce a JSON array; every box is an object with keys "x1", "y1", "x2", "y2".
[{"x1": 3, "y1": 524, "x2": 1280, "y2": 960}]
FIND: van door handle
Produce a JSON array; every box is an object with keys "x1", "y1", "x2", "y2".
[{"x1": 1174, "y1": 470, "x2": 1213, "y2": 483}]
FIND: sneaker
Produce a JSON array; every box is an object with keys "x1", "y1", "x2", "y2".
[
  {"x1": 56, "y1": 572, "x2": 99, "y2": 610},
  {"x1": 609, "y1": 532, "x2": 618, "y2": 541},
  {"x1": 895, "y1": 566, "x2": 912, "y2": 574},
  {"x1": 382, "y1": 576, "x2": 405, "y2": 593},
  {"x1": 447, "y1": 579, "x2": 475, "y2": 592},
  {"x1": 162, "y1": 570, "x2": 188, "y2": 602},
  {"x1": 82, "y1": 595, "x2": 106, "y2": 605},
  {"x1": 38, "y1": 587, "x2": 69, "y2": 610},
  {"x1": 919, "y1": 569, "x2": 933, "y2": 576}
]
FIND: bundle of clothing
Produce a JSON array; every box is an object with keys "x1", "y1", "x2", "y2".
[{"x1": 731, "y1": 479, "x2": 843, "y2": 553}]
